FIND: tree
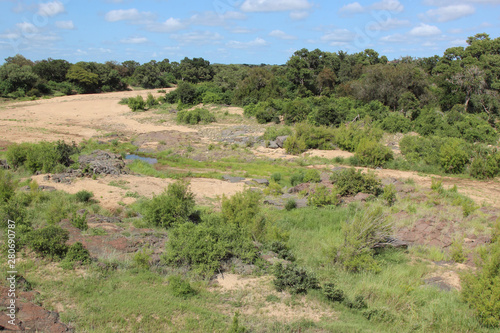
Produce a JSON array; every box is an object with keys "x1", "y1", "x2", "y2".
[
  {"x1": 448, "y1": 65, "x2": 487, "y2": 112},
  {"x1": 66, "y1": 65, "x2": 99, "y2": 93},
  {"x1": 33, "y1": 59, "x2": 71, "y2": 83}
]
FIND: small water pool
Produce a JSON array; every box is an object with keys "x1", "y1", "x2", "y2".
[{"x1": 125, "y1": 154, "x2": 158, "y2": 165}]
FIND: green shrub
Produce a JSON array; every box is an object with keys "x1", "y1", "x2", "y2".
[
  {"x1": 469, "y1": 155, "x2": 499, "y2": 180},
  {"x1": 143, "y1": 181, "x2": 195, "y2": 228},
  {"x1": 75, "y1": 190, "x2": 93, "y2": 203},
  {"x1": 262, "y1": 126, "x2": 293, "y2": 141},
  {"x1": 307, "y1": 185, "x2": 339, "y2": 207},
  {"x1": 61, "y1": 242, "x2": 91, "y2": 269},
  {"x1": 382, "y1": 184, "x2": 397, "y2": 206},
  {"x1": 439, "y1": 138, "x2": 470, "y2": 174},
  {"x1": 263, "y1": 181, "x2": 283, "y2": 196},
  {"x1": 355, "y1": 138, "x2": 393, "y2": 167},
  {"x1": 26, "y1": 225, "x2": 69, "y2": 258},
  {"x1": 0, "y1": 170, "x2": 15, "y2": 204},
  {"x1": 273, "y1": 262, "x2": 320, "y2": 294},
  {"x1": 168, "y1": 275, "x2": 197, "y2": 299},
  {"x1": 222, "y1": 189, "x2": 262, "y2": 231},
  {"x1": 380, "y1": 113, "x2": 412, "y2": 133},
  {"x1": 269, "y1": 241, "x2": 295, "y2": 261},
  {"x1": 322, "y1": 283, "x2": 345, "y2": 303},
  {"x1": 330, "y1": 168, "x2": 382, "y2": 197},
  {"x1": 335, "y1": 207, "x2": 391, "y2": 272},
  {"x1": 283, "y1": 135, "x2": 307, "y2": 155},
  {"x1": 145, "y1": 93, "x2": 158, "y2": 108},
  {"x1": 128, "y1": 95, "x2": 146, "y2": 112},
  {"x1": 461, "y1": 235, "x2": 500, "y2": 327},
  {"x1": 133, "y1": 248, "x2": 152, "y2": 270},
  {"x1": 289, "y1": 171, "x2": 304, "y2": 186},
  {"x1": 176, "y1": 108, "x2": 216, "y2": 125},
  {"x1": 303, "y1": 169, "x2": 321, "y2": 183},
  {"x1": 270, "y1": 172, "x2": 282, "y2": 183},
  {"x1": 163, "y1": 217, "x2": 257, "y2": 276},
  {"x1": 285, "y1": 199, "x2": 297, "y2": 211},
  {"x1": 450, "y1": 238, "x2": 466, "y2": 263},
  {"x1": 70, "y1": 211, "x2": 88, "y2": 231}
]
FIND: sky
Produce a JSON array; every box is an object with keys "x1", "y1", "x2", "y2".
[{"x1": 0, "y1": 0, "x2": 499, "y2": 65}]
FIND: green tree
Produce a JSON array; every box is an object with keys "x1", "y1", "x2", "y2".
[{"x1": 66, "y1": 65, "x2": 99, "y2": 93}]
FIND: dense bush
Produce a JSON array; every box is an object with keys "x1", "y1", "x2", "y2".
[
  {"x1": 163, "y1": 216, "x2": 257, "y2": 276},
  {"x1": 355, "y1": 138, "x2": 393, "y2": 167},
  {"x1": 168, "y1": 275, "x2": 197, "y2": 299},
  {"x1": 335, "y1": 208, "x2": 391, "y2": 272},
  {"x1": 273, "y1": 262, "x2": 320, "y2": 294},
  {"x1": 283, "y1": 135, "x2": 307, "y2": 155},
  {"x1": 61, "y1": 242, "x2": 91, "y2": 269},
  {"x1": 6, "y1": 141, "x2": 78, "y2": 173},
  {"x1": 221, "y1": 189, "x2": 263, "y2": 239},
  {"x1": 26, "y1": 225, "x2": 69, "y2": 258},
  {"x1": 380, "y1": 113, "x2": 412, "y2": 134},
  {"x1": 399, "y1": 135, "x2": 443, "y2": 165},
  {"x1": 468, "y1": 150, "x2": 500, "y2": 180},
  {"x1": 334, "y1": 122, "x2": 384, "y2": 153},
  {"x1": 127, "y1": 95, "x2": 146, "y2": 112},
  {"x1": 75, "y1": 190, "x2": 94, "y2": 203},
  {"x1": 176, "y1": 108, "x2": 216, "y2": 125},
  {"x1": 303, "y1": 169, "x2": 321, "y2": 183},
  {"x1": 289, "y1": 171, "x2": 305, "y2": 186},
  {"x1": 439, "y1": 138, "x2": 470, "y2": 174},
  {"x1": 0, "y1": 170, "x2": 15, "y2": 204},
  {"x1": 143, "y1": 181, "x2": 195, "y2": 228},
  {"x1": 70, "y1": 211, "x2": 88, "y2": 231},
  {"x1": 307, "y1": 185, "x2": 339, "y2": 207},
  {"x1": 323, "y1": 283, "x2": 345, "y2": 302},
  {"x1": 330, "y1": 168, "x2": 382, "y2": 196},
  {"x1": 262, "y1": 126, "x2": 293, "y2": 141},
  {"x1": 461, "y1": 226, "x2": 500, "y2": 327}
]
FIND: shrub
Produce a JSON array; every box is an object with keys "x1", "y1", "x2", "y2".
[
  {"x1": 270, "y1": 173, "x2": 282, "y2": 183},
  {"x1": 382, "y1": 184, "x2": 397, "y2": 206},
  {"x1": 168, "y1": 275, "x2": 197, "y2": 299},
  {"x1": 269, "y1": 241, "x2": 295, "y2": 261},
  {"x1": 163, "y1": 217, "x2": 257, "y2": 276},
  {"x1": 289, "y1": 171, "x2": 304, "y2": 186},
  {"x1": 0, "y1": 170, "x2": 15, "y2": 204},
  {"x1": 262, "y1": 126, "x2": 293, "y2": 141},
  {"x1": 307, "y1": 185, "x2": 339, "y2": 207},
  {"x1": 283, "y1": 135, "x2": 307, "y2": 155},
  {"x1": 380, "y1": 113, "x2": 412, "y2": 133},
  {"x1": 26, "y1": 225, "x2": 69, "y2": 258},
  {"x1": 143, "y1": 181, "x2": 195, "y2": 228},
  {"x1": 450, "y1": 238, "x2": 466, "y2": 263},
  {"x1": 75, "y1": 190, "x2": 93, "y2": 203},
  {"x1": 323, "y1": 283, "x2": 345, "y2": 303},
  {"x1": 331, "y1": 168, "x2": 382, "y2": 197},
  {"x1": 176, "y1": 108, "x2": 216, "y2": 125},
  {"x1": 263, "y1": 181, "x2": 283, "y2": 196},
  {"x1": 222, "y1": 189, "x2": 263, "y2": 239},
  {"x1": 399, "y1": 135, "x2": 444, "y2": 166},
  {"x1": 461, "y1": 235, "x2": 500, "y2": 327},
  {"x1": 439, "y1": 138, "x2": 470, "y2": 174},
  {"x1": 61, "y1": 242, "x2": 91, "y2": 269},
  {"x1": 273, "y1": 262, "x2": 320, "y2": 294},
  {"x1": 355, "y1": 138, "x2": 393, "y2": 167},
  {"x1": 145, "y1": 93, "x2": 158, "y2": 108},
  {"x1": 303, "y1": 169, "x2": 321, "y2": 183},
  {"x1": 133, "y1": 248, "x2": 152, "y2": 270},
  {"x1": 128, "y1": 95, "x2": 146, "y2": 112},
  {"x1": 335, "y1": 207, "x2": 391, "y2": 272},
  {"x1": 70, "y1": 211, "x2": 88, "y2": 231},
  {"x1": 285, "y1": 199, "x2": 297, "y2": 211},
  {"x1": 469, "y1": 154, "x2": 499, "y2": 180}
]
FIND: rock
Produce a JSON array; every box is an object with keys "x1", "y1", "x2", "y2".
[
  {"x1": 381, "y1": 178, "x2": 399, "y2": 186},
  {"x1": 252, "y1": 178, "x2": 269, "y2": 186},
  {"x1": 331, "y1": 166, "x2": 346, "y2": 174},
  {"x1": 268, "y1": 141, "x2": 279, "y2": 149},
  {"x1": 78, "y1": 150, "x2": 126, "y2": 175},
  {"x1": 372, "y1": 236, "x2": 409, "y2": 251},
  {"x1": 222, "y1": 175, "x2": 245, "y2": 183},
  {"x1": 354, "y1": 192, "x2": 372, "y2": 202},
  {"x1": 0, "y1": 286, "x2": 74, "y2": 332},
  {"x1": 275, "y1": 136, "x2": 289, "y2": 148},
  {"x1": 288, "y1": 183, "x2": 311, "y2": 194}
]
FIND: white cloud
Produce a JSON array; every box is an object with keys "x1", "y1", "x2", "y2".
[
  {"x1": 339, "y1": 2, "x2": 364, "y2": 14},
  {"x1": 147, "y1": 18, "x2": 186, "y2": 32},
  {"x1": 424, "y1": 5, "x2": 475, "y2": 22},
  {"x1": 229, "y1": 26, "x2": 256, "y2": 34},
  {"x1": 120, "y1": 36, "x2": 148, "y2": 44},
  {"x1": 105, "y1": 9, "x2": 155, "y2": 22},
  {"x1": 226, "y1": 37, "x2": 268, "y2": 48},
  {"x1": 241, "y1": 0, "x2": 312, "y2": 12},
  {"x1": 55, "y1": 21, "x2": 75, "y2": 30},
  {"x1": 372, "y1": 0, "x2": 404, "y2": 12},
  {"x1": 380, "y1": 33, "x2": 407, "y2": 43},
  {"x1": 409, "y1": 23, "x2": 441, "y2": 36},
  {"x1": 449, "y1": 39, "x2": 467, "y2": 45},
  {"x1": 16, "y1": 22, "x2": 38, "y2": 34},
  {"x1": 269, "y1": 30, "x2": 297, "y2": 40},
  {"x1": 189, "y1": 11, "x2": 246, "y2": 26},
  {"x1": 38, "y1": 1, "x2": 65, "y2": 17},
  {"x1": 367, "y1": 18, "x2": 410, "y2": 31},
  {"x1": 424, "y1": 0, "x2": 500, "y2": 5},
  {"x1": 290, "y1": 10, "x2": 310, "y2": 19},
  {"x1": 170, "y1": 31, "x2": 224, "y2": 45},
  {"x1": 320, "y1": 29, "x2": 357, "y2": 43}
]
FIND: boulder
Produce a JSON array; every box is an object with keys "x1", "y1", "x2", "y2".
[
  {"x1": 268, "y1": 141, "x2": 279, "y2": 149},
  {"x1": 79, "y1": 150, "x2": 126, "y2": 175},
  {"x1": 275, "y1": 136, "x2": 289, "y2": 148}
]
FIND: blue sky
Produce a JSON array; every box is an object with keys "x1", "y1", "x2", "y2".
[{"x1": 0, "y1": 0, "x2": 499, "y2": 65}]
